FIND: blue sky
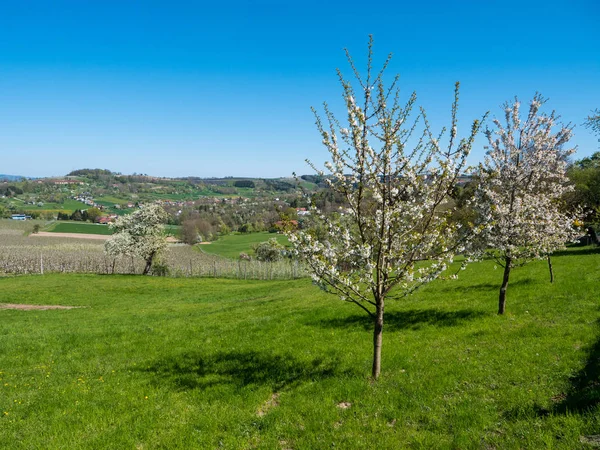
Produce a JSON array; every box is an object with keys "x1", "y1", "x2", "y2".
[{"x1": 0, "y1": 0, "x2": 598, "y2": 178}]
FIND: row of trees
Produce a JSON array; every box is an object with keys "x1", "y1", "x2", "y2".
[
  {"x1": 2, "y1": 185, "x2": 23, "y2": 197},
  {"x1": 175, "y1": 201, "x2": 301, "y2": 244},
  {"x1": 101, "y1": 39, "x2": 593, "y2": 381},
  {"x1": 57, "y1": 207, "x2": 103, "y2": 223},
  {"x1": 287, "y1": 38, "x2": 585, "y2": 379}
]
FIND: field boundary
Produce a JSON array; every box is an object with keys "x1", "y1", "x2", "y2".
[{"x1": 31, "y1": 231, "x2": 109, "y2": 240}]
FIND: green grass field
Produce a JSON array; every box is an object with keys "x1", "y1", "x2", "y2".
[
  {"x1": 92, "y1": 197, "x2": 134, "y2": 214},
  {"x1": 164, "y1": 224, "x2": 181, "y2": 237},
  {"x1": 0, "y1": 249, "x2": 599, "y2": 448},
  {"x1": 47, "y1": 222, "x2": 179, "y2": 237},
  {"x1": 48, "y1": 222, "x2": 113, "y2": 235},
  {"x1": 94, "y1": 196, "x2": 130, "y2": 205},
  {"x1": 0, "y1": 198, "x2": 86, "y2": 213},
  {"x1": 200, "y1": 232, "x2": 290, "y2": 259}
]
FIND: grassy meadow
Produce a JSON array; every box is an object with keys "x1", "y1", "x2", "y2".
[
  {"x1": 45, "y1": 222, "x2": 180, "y2": 237},
  {"x1": 201, "y1": 232, "x2": 290, "y2": 259},
  {"x1": 93, "y1": 197, "x2": 133, "y2": 214},
  {"x1": 48, "y1": 222, "x2": 113, "y2": 235},
  {"x1": 0, "y1": 198, "x2": 86, "y2": 214},
  {"x1": 1, "y1": 248, "x2": 599, "y2": 448}
]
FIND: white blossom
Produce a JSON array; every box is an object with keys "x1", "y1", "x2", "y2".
[
  {"x1": 104, "y1": 204, "x2": 169, "y2": 275},
  {"x1": 473, "y1": 94, "x2": 581, "y2": 313},
  {"x1": 289, "y1": 37, "x2": 485, "y2": 379}
]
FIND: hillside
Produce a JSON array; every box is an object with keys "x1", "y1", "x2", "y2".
[
  {"x1": 1, "y1": 249, "x2": 599, "y2": 448},
  {"x1": 0, "y1": 174, "x2": 30, "y2": 181},
  {"x1": 0, "y1": 168, "x2": 321, "y2": 219}
]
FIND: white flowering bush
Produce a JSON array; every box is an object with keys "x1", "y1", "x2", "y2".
[
  {"x1": 104, "y1": 204, "x2": 169, "y2": 275},
  {"x1": 287, "y1": 37, "x2": 484, "y2": 379},
  {"x1": 253, "y1": 238, "x2": 285, "y2": 262},
  {"x1": 474, "y1": 95, "x2": 581, "y2": 314}
]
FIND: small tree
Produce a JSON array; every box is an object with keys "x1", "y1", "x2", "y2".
[
  {"x1": 70, "y1": 210, "x2": 83, "y2": 221},
  {"x1": 288, "y1": 37, "x2": 484, "y2": 379},
  {"x1": 104, "y1": 204, "x2": 169, "y2": 275},
  {"x1": 86, "y1": 207, "x2": 102, "y2": 223},
  {"x1": 474, "y1": 95, "x2": 580, "y2": 314},
  {"x1": 254, "y1": 238, "x2": 285, "y2": 262}
]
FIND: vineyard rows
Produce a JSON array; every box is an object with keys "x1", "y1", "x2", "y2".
[{"x1": 0, "y1": 222, "x2": 304, "y2": 280}]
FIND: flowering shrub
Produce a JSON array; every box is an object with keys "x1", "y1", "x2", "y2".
[
  {"x1": 105, "y1": 204, "x2": 169, "y2": 275},
  {"x1": 253, "y1": 238, "x2": 285, "y2": 262}
]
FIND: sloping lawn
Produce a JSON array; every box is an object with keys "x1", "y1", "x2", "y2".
[
  {"x1": 48, "y1": 222, "x2": 113, "y2": 235},
  {"x1": 200, "y1": 232, "x2": 289, "y2": 259},
  {"x1": 0, "y1": 248, "x2": 599, "y2": 448}
]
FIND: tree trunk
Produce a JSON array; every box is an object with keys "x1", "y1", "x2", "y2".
[
  {"x1": 498, "y1": 257, "x2": 511, "y2": 315},
  {"x1": 547, "y1": 255, "x2": 554, "y2": 283},
  {"x1": 143, "y1": 253, "x2": 155, "y2": 275},
  {"x1": 372, "y1": 302, "x2": 384, "y2": 380}
]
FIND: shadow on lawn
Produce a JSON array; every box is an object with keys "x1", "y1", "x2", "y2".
[
  {"x1": 553, "y1": 319, "x2": 600, "y2": 414},
  {"x1": 313, "y1": 308, "x2": 486, "y2": 332},
  {"x1": 143, "y1": 350, "x2": 353, "y2": 391},
  {"x1": 552, "y1": 246, "x2": 600, "y2": 257},
  {"x1": 522, "y1": 318, "x2": 600, "y2": 419},
  {"x1": 434, "y1": 278, "x2": 536, "y2": 296}
]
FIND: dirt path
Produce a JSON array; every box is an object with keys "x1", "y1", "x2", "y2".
[
  {"x1": 31, "y1": 231, "x2": 110, "y2": 240},
  {"x1": 0, "y1": 304, "x2": 84, "y2": 310},
  {"x1": 30, "y1": 232, "x2": 180, "y2": 242}
]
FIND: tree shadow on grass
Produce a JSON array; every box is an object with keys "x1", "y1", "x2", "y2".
[
  {"x1": 440, "y1": 278, "x2": 535, "y2": 294},
  {"x1": 143, "y1": 350, "x2": 354, "y2": 392},
  {"x1": 553, "y1": 320, "x2": 600, "y2": 414},
  {"x1": 552, "y1": 246, "x2": 600, "y2": 257},
  {"x1": 312, "y1": 308, "x2": 487, "y2": 332},
  {"x1": 522, "y1": 318, "x2": 600, "y2": 419}
]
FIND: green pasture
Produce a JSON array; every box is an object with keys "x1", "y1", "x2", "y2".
[
  {"x1": 193, "y1": 187, "x2": 228, "y2": 197},
  {"x1": 139, "y1": 193, "x2": 198, "y2": 202},
  {"x1": 48, "y1": 222, "x2": 113, "y2": 235},
  {"x1": 1, "y1": 249, "x2": 599, "y2": 448},
  {"x1": 200, "y1": 231, "x2": 290, "y2": 259},
  {"x1": 46, "y1": 221, "x2": 179, "y2": 237},
  {"x1": 233, "y1": 187, "x2": 261, "y2": 198},
  {"x1": 93, "y1": 197, "x2": 133, "y2": 214},
  {"x1": 0, "y1": 198, "x2": 85, "y2": 213},
  {"x1": 298, "y1": 181, "x2": 318, "y2": 190},
  {"x1": 164, "y1": 224, "x2": 181, "y2": 237},
  {"x1": 94, "y1": 196, "x2": 130, "y2": 206}
]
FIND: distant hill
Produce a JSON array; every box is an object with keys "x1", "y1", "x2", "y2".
[{"x1": 0, "y1": 174, "x2": 30, "y2": 181}]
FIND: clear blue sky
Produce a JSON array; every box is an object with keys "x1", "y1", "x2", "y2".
[{"x1": 1, "y1": 0, "x2": 598, "y2": 178}]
